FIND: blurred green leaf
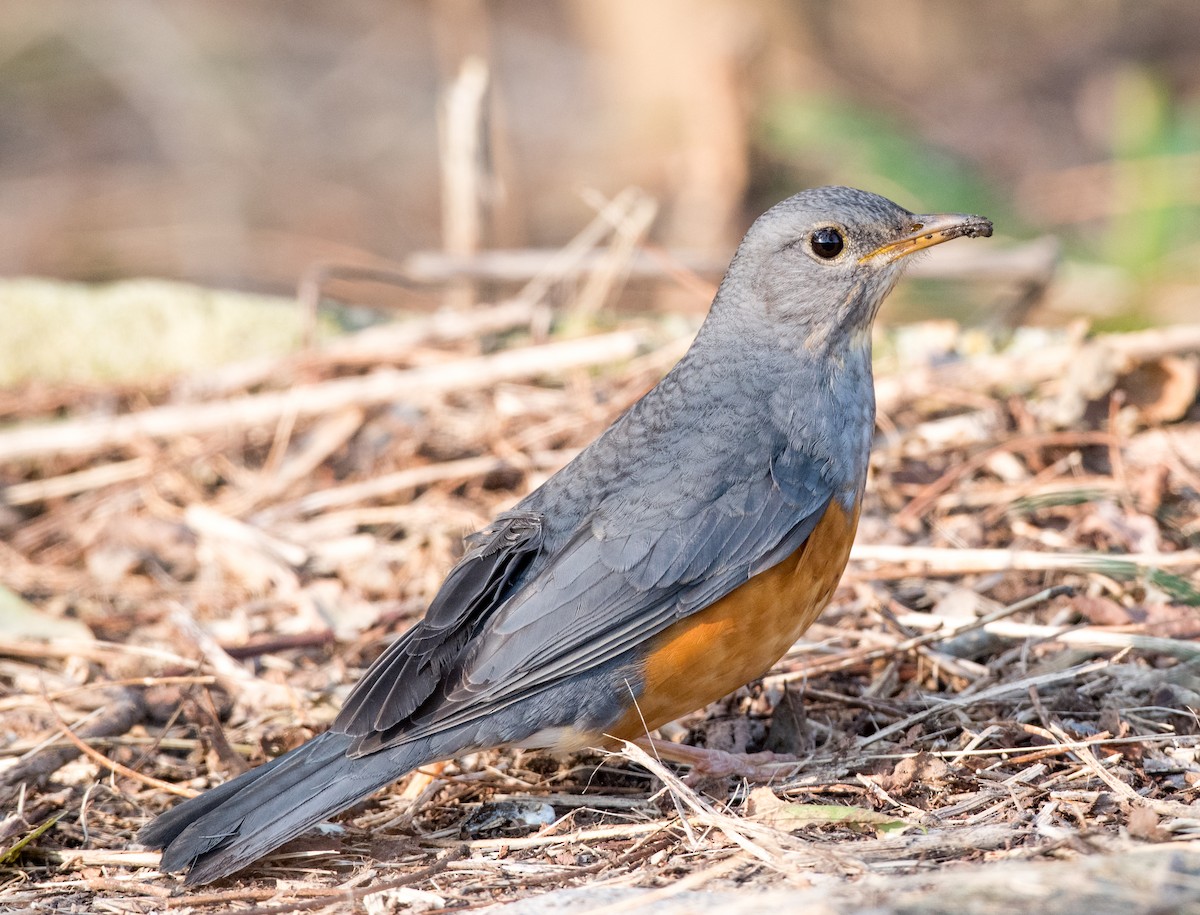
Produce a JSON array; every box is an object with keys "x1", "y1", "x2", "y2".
[
  {"x1": 758, "y1": 95, "x2": 1003, "y2": 220},
  {"x1": 1145, "y1": 568, "x2": 1200, "y2": 606}
]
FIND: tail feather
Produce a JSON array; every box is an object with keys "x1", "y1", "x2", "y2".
[
  {"x1": 137, "y1": 745, "x2": 297, "y2": 852},
  {"x1": 138, "y1": 731, "x2": 426, "y2": 885}
]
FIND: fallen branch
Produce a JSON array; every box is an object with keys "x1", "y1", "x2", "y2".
[
  {"x1": 893, "y1": 613, "x2": 1200, "y2": 661},
  {"x1": 177, "y1": 299, "x2": 544, "y2": 400},
  {"x1": 46, "y1": 694, "x2": 197, "y2": 799},
  {"x1": 849, "y1": 543, "x2": 1200, "y2": 575},
  {"x1": 857, "y1": 660, "x2": 1111, "y2": 747},
  {"x1": 275, "y1": 447, "x2": 578, "y2": 517},
  {"x1": 875, "y1": 323, "x2": 1200, "y2": 414},
  {"x1": 1, "y1": 458, "x2": 153, "y2": 506},
  {"x1": 0, "y1": 688, "x2": 145, "y2": 804},
  {"x1": 783, "y1": 586, "x2": 1068, "y2": 680},
  {"x1": 0, "y1": 331, "x2": 642, "y2": 463}
]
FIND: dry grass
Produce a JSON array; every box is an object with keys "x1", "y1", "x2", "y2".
[{"x1": 2, "y1": 254, "x2": 1200, "y2": 912}]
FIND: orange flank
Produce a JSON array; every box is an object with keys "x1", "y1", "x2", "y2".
[{"x1": 608, "y1": 497, "x2": 860, "y2": 740}]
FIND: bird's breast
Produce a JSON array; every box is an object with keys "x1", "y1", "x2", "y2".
[{"x1": 604, "y1": 494, "x2": 861, "y2": 742}]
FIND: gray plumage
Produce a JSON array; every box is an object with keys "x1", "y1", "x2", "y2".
[{"x1": 138, "y1": 187, "x2": 991, "y2": 884}]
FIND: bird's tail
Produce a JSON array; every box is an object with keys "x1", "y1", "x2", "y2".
[{"x1": 137, "y1": 730, "x2": 426, "y2": 885}]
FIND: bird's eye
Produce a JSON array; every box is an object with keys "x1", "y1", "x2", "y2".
[{"x1": 810, "y1": 227, "x2": 845, "y2": 259}]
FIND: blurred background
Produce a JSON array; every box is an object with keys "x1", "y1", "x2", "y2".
[{"x1": 1, "y1": 0, "x2": 1199, "y2": 337}]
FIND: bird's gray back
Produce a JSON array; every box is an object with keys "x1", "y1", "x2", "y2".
[{"x1": 520, "y1": 315, "x2": 875, "y2": 556}]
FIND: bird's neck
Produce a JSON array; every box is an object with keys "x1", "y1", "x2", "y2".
[{"x1": 688, "y1": 311, "x2": 877, "y2": 492}]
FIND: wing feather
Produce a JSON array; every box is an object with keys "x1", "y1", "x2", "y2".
[
  {"x1": 334, "y1": 512, "x2": 543, "y2": 739},
  {"x1": 335, "y1": 425, "x2": 845, "y2": 755}
]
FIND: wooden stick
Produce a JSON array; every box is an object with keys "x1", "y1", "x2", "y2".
[
  {"x1": 783, "y1": 586, "x2": 1069, "y2": 681},
  {"x1": 892, "y1": 613, "x2": 1200, "y2": 660},
  {"x1": 511, "y1": 188, "x2": 644, "y2": 312},
  {"x1": 894, "y1": 431, "x2": 1116, "y2": 528},
  {"x1": 0, "y1": 331, "x2": 642, "y2": 463},
  {"x1": 234, "y1": 407, "x2": 365, "y2": 512},
  {"x1": 573, "y1": 189, "x2": 658, "y2": 316},
  {"x1": 849, "y1": 543, "x2": 1200, "y2": 575},
  {"x1": 309, "y1": 299, "x2": 537, "y2": 365},
  {"x1": 178, "y1": 299, "x2": 543, "y2": 400},
  {"x1": 184, "y1": 504, "x2": 308, "y2": 568},
  {"x1": 439, "y1": 56, "x2": 490, "y2": 311},
  {"x1": 0, "y1": 689, "x2": 148, "y2": 802},
  {"x1": 856, "y1": 660, "x2": 1111, "y2": 747},
  {"x1": 46, "y1": 694, "x2": 197, "y2": 799},
  {"x1": 1, "y1": 458, "x2": 153, "y2": 506},
  {"x1": 875, "y1": 324, "x2": 1200, "y2": 415},
  {"x1": 277, "y1": 447, "x2": 576, "y2": 517}
]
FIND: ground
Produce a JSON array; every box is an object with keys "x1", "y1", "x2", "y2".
[{"x1": 2, "y1": 280, "x2": 1200, "y2": 913}]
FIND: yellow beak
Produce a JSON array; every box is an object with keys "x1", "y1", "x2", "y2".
[{"x1": 860, "y1": 212, "x2": 993, "y2": 264}]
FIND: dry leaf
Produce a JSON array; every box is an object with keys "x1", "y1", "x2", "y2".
[
  {"x1": 878, "y1": 752, "x2": 953, "y2": 794},
  {"x1": 1118, "y1": 355, "x2": 1199, "y2": 425},
  {"x1": 1126, "y1": 805, "x2": 1165, "y2": 841}
]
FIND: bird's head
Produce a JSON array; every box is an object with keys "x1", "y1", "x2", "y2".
[{"x1": 714, "y1": 186, "x2": 992, "y2": 352}]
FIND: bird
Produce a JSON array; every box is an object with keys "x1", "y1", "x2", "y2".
[{"x1": 137, "y1": 186, "x2": 992, "y2": 885}]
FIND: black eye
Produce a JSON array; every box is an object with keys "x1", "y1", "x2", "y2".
[{"x1": 810, "y1": 227, "x2": 844, "y2": 259}]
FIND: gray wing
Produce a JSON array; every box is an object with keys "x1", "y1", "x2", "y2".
[
  {"x1": 335, "y1": 436, "x2": 839, "y2": 756},
  {"x1": 334, "y1": 511, "x2": 544, "y2": 738}
]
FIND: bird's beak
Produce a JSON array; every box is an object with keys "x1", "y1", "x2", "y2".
[{"x1": 860, "y1": 212, "x2": 993, "y2": 264}]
